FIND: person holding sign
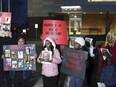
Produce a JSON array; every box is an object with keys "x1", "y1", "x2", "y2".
[
  {"x1": 69, "y1": 37, "x2": 86, "y2": 87},
  {"x1": 10, "y1": 37, "x2": 32, "y2": 87},
  {"x1": 0, "y1": 32, "x2": 17, "y2": 87},
  {"x1": 99, "y1": 31, "x2": 116, "y2": 76},
  {"x1": 37, "y1": 37, "x2": 62, "y2": 87}
]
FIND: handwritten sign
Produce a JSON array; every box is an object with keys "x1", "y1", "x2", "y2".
[
  {"x1": 42, "y1": 20, "x2": 68, "y2": 45},
  {"x1": 61, "y1": 47, "x2": 88, "y2": 80},
  {"x1": 3, "y1": 44, "x2": 36, "y2": 71}
]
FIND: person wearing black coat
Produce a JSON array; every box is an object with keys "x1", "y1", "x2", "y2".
[
  {"x1": 85, "y1": 37, "x2": 99, "y2": 87},
  {"x1": 0, "y1": 33, "x2": 17, "y2": 87}
]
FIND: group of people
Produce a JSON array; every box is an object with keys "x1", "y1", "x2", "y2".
[{"x1": 0, "y1": 30, "x2": 116, "y2": 87}]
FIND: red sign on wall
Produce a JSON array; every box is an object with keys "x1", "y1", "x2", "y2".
[{"x1": 42, "y1": 20, "x2": 68, "y2": 45}]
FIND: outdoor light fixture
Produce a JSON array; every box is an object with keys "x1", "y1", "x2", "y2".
[{"x1": 61, "y1": 6, "x2": 81, "y2": 12}]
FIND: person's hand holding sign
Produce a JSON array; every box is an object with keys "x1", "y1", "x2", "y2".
[
  {"x1": 48, "y1": 59, "x2": 53, "y2": 63},
  {"x1": 39, "y1": 58, "x2": 45, "y2": 62}
]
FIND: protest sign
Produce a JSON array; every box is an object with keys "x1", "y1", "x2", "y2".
[
  {"x1": 0, "y1": 12, "x2": 12, "y2": 37},
  {"x1": 3, "y1": 44, "x2": 36, "y2": 71},
  {"x1": 42, "y1": 20, "x2": 68, "y2": 45},
  {"x1": 61, "y1": 47, "x2": 88, "y2": 80}
]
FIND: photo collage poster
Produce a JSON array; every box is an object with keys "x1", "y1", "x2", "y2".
[{"x1": 3, "y1": 44, "x2": 36, "y2": 71}]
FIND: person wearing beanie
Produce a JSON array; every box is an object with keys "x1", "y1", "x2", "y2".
[
  {"x1": 37, "y1": 37, "x2": 62, "y2": 87},
  {"x1": 69, "y1": 37, "x2": 87, "y2": 87}
]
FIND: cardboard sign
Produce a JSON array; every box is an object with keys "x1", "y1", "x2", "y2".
[
  {"x1": 61, "y1": 47, "x2": 88, "y2": 80},
  {"x1": 3, "y1": 44, "x2": 36, "y2": 71},
  {"x1": 42, "y1": 20, "x2": 68, "y2": 45},
  {"x1": 0, "y1": 12, "x2": 12, "y2": 37}
]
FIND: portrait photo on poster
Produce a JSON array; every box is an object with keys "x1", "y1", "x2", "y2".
[
  {"x1": 5, "y1": 17, "x2": 11, "y2": 24},
  {"x1": 26, "y1": 47, "x2": 31, "y2": 54},
  {"x1": 12, "y1": 61, "x2": 17, "y2": 69},
  {"x1": 4, "y1": 50, "x2": 10, "y2": 57},
  {"x1": 11, "y1": 51, "x2": 17, "y2": 58},
  {"x1": 6, "y1": 58, "x2": 11, "y2": 66},
  {"x1": 18, "y1": 51, "x2": 23, "y2": 59}
]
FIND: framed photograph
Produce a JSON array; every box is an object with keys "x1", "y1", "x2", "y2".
[
  {"x1": 41, "y1": 51, "x2": 52, "y2": 64},
  {"x1": 100, "y1": 48, "x2": 112, "y2": 60},
  {"x1": 69, "y1": 36, "x2": 77, "y2": 48}
]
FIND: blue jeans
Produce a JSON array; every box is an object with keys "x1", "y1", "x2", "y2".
[{"x1": 69, "y1": 76, "x2": 84, "y2": 87}]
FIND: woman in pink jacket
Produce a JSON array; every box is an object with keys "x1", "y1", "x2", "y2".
[{"x1": 37, "y1": 37, "x2": 62, "y2": 87}]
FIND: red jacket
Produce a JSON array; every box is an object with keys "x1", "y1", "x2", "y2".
[{"x1": 106, "y1": 44, "x2": 116, "y2": 65}]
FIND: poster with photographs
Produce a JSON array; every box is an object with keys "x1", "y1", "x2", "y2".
[
  {"x1": 0, "y1": 12, "x2": 11, "y2": 37},
  {"x1": 69, "y1": 36, "x2": 77, "y2": 48},
  {"x1": 41, "y1": 51, "x2": 52, "y2": 64},
  {"x1": 3, "y1": 44, "x2": 36, "y2": 71}
]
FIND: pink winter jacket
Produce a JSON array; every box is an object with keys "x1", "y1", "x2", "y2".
[
  {"x1": 38, "y1": 37, "x2": 62, "y2": 77},
  {"x1": 38, "y1": 48, "x2": 62, "y2": 77}
]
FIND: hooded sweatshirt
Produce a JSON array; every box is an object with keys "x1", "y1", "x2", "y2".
[{"x1": 38, "y1": 37, "x2": 62, "y2": 77}]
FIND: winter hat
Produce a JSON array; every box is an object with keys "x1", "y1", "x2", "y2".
[
  {"x1": 75, "y1": 37, "x2": 85, "y2": 47},
  {"x1": 43, "y1": 37, "x2": 56, "y2": 50}
]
